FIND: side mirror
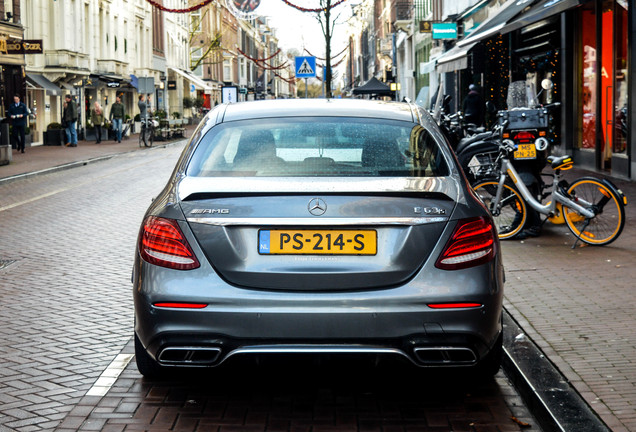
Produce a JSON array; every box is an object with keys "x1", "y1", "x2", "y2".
[
  {"x1": 541, "y1": 79, "x2": 554, "y2": 90},
  {"x1": 486, "y1": 101, "x2": 497, "y2": 114}
]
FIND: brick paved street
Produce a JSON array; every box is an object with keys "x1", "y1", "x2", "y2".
[
  {"x1": 55, "y1": 343, "x2": 540, "y2": 432},
  {"x1": 1, "y1": 136, "x2": 634, "y2": 431},
  {"x1": 0, "y1": 139, "x2": 540, "y2": 431},
  {"x1": 500, "y1": 170, "x2": 636, "y2": 432},
  {"x1": 0, "y1": 144, "x2": 184, "y2": 431}
]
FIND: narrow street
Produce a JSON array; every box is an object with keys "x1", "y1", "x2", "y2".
[{"x1": 0, "y1": 142, "x2": 540, "y2": 432}]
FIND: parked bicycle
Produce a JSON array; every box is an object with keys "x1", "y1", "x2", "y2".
[
  {"x1": 472, "y1": 139, "x2": 627, "y2": 247},
  {"x1": 139, "y1": 117, "x2": 155, "y2": 148}
]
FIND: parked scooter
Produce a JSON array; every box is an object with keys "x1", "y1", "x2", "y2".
[
  {"x1": 456, "y1": 80, "x2": 560, "y2": 186},
  {"x1": 456, "y1": 79, "x2": 561, "y2": 238}
]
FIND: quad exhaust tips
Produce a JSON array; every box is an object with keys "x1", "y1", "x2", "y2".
[{"x1": 156, "y1": 345, "x2": 477, "y2": 367}]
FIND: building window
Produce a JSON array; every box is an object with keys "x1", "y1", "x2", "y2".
[
  {"x1": 191, "y1": 9, "x2": 202, "y2": 33},
  {"x1": 3, "y1": 0, "x2": 13, "y2": 20},
  {"x1": 223, "y1": 59, "x2": 232, "y2": 82}
]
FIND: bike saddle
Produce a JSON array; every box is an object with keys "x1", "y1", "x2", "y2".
[{"x1": 547, "y1": 155, "x2": 573, "y2": 171}]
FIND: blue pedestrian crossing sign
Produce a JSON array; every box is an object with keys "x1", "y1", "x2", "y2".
[{"x1": 295, "y1": 56, "x2": 316, "y2": 78}]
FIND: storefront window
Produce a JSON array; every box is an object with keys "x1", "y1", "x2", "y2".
[
  {"x1": 579, "y1": 0, "x2": 629, "y2": 168},
  {"x1": 579, "y1": 4, "x2": 597, "y2": 151},
  {"x1": 613, "y1": 0, "x2": 628, "y2": 155}
]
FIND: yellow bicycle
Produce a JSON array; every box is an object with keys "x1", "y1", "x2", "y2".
[{"x1": 472, "y1": 141, "x2": 627, "y2": 246}]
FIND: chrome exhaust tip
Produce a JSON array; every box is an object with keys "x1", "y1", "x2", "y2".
[
  {"x1": 158, "y1": 347, "x2": 222, "y2": 365},
  {"x1": 413, "y1": 347, "x2": 477, "y2": 365}
]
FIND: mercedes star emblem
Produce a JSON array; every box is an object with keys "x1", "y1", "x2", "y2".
[{"x1": 308, "y1": 198, "x2": 327, "y2": 216}]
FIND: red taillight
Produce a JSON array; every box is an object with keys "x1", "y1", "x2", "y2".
[
  {"x1": 435, "y1": 217, "x2": 496, "y2": 270},
  {"x1": 139, "y1": 216, "x2": 200, "y2": 270},
  {"x1": 514, "y1": 131, "x2": 535, "y2": 143}
]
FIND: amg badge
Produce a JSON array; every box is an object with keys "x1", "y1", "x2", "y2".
[{"x1": 190, "y1": 208, "x2": 230, "y2": 214}]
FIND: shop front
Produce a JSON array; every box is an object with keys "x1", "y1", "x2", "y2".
[
  {"x1": 575, "y1": 0, "x2": 630, "y2": 178},
  {"x1": 454, "y1": 0, "x2": 633, "y2": 179}
]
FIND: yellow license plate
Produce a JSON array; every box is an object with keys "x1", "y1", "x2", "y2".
[
  {"x1": 259, "y1": 230, "x2": 377, "y2": 255},
  {"x1": 514, "y1": 143, "x2": 537, "y2": 160}
]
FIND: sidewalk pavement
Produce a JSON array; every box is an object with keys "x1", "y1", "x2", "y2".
[
  {"x1": 0, "y1": 123, "x2": 197, "y2": 183},
  {"x1": 1, "y1": 135, "x2": 635, "y2": 432}
]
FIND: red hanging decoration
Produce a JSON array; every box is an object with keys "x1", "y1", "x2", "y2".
[
  {"x1": 279, "y1": 0, "x2": 347, "y2": 13},
  {"x1": 304, "y1": 45, "x2": 349, "y2": 61},
  {"x1": 236, "y1": 47, "x2": 289, "y2": 70},
  {"x1": 145, "y1": 0, "x2": 215, "y2": 13}
]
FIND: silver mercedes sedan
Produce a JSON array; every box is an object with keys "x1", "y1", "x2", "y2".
[{"x1": 133, "y1": 99, "x2": 504, "y2": 378}]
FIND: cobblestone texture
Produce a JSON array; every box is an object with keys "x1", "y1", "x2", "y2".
[
  {"x1": 3, "y1": 138, "x2": 634, "y2": 431},
  {"x1": 0, "y1": 146, "x2": 184, "y2": 431},
  {"x1": 501, "y1": 170, "x2": 636, "y2": 432}
]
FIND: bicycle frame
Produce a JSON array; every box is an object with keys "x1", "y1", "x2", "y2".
[{"x1": 493, "y1": 157, "x2": 595, "y2": 219}]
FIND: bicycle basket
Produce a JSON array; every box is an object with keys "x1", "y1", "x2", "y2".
[{"x1": 467, "y1": 151, "x2": 498, "y2": 180}]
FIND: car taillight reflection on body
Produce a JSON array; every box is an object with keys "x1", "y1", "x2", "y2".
[
  {"x1": 139, "y1": 216, "x2": 200, "y2": 270},
  {"x1": 435, "y1": 217, "x2": 496, "y2": 270}
]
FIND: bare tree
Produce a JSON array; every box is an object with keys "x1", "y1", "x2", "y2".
[
  {"x1": 284, "y1": 0, "x2": 346, "y2": 98},
  {"x1": 313, "y1": 0, "x2": 344, "y2": 98}
]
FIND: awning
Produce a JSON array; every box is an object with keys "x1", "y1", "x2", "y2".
[
  {"x1": 499, "y1": 0, "x2": 590, "y2": 34},
  {"x1": 436, "y1": 42, "x2": 478, "y2": 73},
  {"x1": 457, "y1": 0, "x2": 539, "y2": 47},
  {"x1": 57, "y1": 81, "x2": 78, "y2": 95},
  {"x1": 168, "y1": 67, "x2": 213, "y2": 94},
  {"x1": 419, "y1": 58, "x2": 437, "y2": 74},
  {"x1": 26, "y1": 74, "x2": 62, "y2": 96},
  {"x1": 352, "y1": 77, "x2": 393, "y2": 96}
]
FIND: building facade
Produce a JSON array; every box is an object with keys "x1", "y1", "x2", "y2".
[
  {"x1": 0, "y1": 0, "x2": 26, "y2": 139},
  {"x1": 432, "y1": 0, "x2": 633, "y2": 180},
  {"x1": 349, "y1": 0, "x2": 634, "y2": 180}
]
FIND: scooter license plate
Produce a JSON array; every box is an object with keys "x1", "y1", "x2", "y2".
[{"x1": 514, "y1": 143, "x2": 537, "y2": 160}]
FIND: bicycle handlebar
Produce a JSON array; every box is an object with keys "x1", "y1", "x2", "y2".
[{"x1": 543, "y1": 102, "x2": 561, "y2": 110}]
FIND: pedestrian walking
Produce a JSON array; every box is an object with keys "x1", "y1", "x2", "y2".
[
  {"x1": 91, "y1": 102, "x2": 105, "y2": 144},
  {"x1": 462, "y1": 84, "x2": 485, "y2": 127},
  {"x1": 109, "y1": 96, "x2": 125, "y2": 143},
  {"x1": 138, "y1": 94, "x2": 148, "y2": 123},
  {"x1": 63, "y1": 94, "x2": 79, "y2": 147},
  {"x1": 7, "y1": 95, "x2": 29, "y2": 153}
]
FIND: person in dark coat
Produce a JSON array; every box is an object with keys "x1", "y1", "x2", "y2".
[
  {"x1": 63, "y1": 94, "x2": 79, "y2": 147},
  {"x1": 7, "y1": 95, "x2": 29, "y2": 153},
  {"x1": 462, "y1": 84, "x2": 485, "y2": 126}
]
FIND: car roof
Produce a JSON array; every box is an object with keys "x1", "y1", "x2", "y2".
[{"x1": 219, "y1": 99, "x2": 417, "y2": 123}]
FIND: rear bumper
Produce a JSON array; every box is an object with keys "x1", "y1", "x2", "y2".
[
  {"x1": 133, "y1": 246, "x2": 505, "y2": 369},
  {"x1": 134, "y1": 299, "x2": 503, "y2": 368}
]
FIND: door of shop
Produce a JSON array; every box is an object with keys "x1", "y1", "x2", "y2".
[{"x1": 578, "y1": 0, "x2": 629, "y2": 175}]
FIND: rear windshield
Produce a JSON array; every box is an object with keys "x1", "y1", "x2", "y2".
[{"x1": 186, "y1": 117, "x2": 450, "y2": 177}]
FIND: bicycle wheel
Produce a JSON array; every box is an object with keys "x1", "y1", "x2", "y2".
[
  {"x1": 147, "y1": 127, "x2": 154, "y2": 147},
  {"x1": 138, "y1": 125, "x2": 145, "y2": 148},
  {"x1": 473, "y1": 180, "x2": 527, "y2": 240},
  {"x1": 563, "y1": 177, "x2": 625, "y2": 245}
]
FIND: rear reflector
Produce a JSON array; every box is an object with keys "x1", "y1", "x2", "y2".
[
  {"x1": 139, "y1": 216, "x2": 200, "y2": 270},
  {"x1": 435, "y1": 217, "x2": 496, "y2": 270},
  {"x1": 153, "y1": 302, "x2": 207, "y2": 309},
  {"x1": 428, "y1": 303, "x2": 482, "y2": 309}
]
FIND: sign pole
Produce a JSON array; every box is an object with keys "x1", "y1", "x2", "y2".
[{"x1": 305, "y1": 78, "x2": 308, "y2": 99}]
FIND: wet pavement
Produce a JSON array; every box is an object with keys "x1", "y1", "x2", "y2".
[{"x1": 1, "y1": 131, "x2": 634, "y2": 431}]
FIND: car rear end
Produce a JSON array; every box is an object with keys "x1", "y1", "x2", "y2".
[{"x1": 133, "y1": 99, "x2": 504, "y2": 377}]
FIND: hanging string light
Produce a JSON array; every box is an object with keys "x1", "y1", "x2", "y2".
[
  {"x1": 236, "y1": 47, "x2": 289, "y2": 70},
  {"x1": 317, "y1": 56, "x2": 346, "y2": 69},
  {"x1": 304, "y1": 44, "x2": 349, "y2": 61},
  {"x1": 279, "y1": 0, "x2": 347, "y2": 13},
  {"x1": 145, "y1": 0, "x2": 215, "y2": 13}
]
